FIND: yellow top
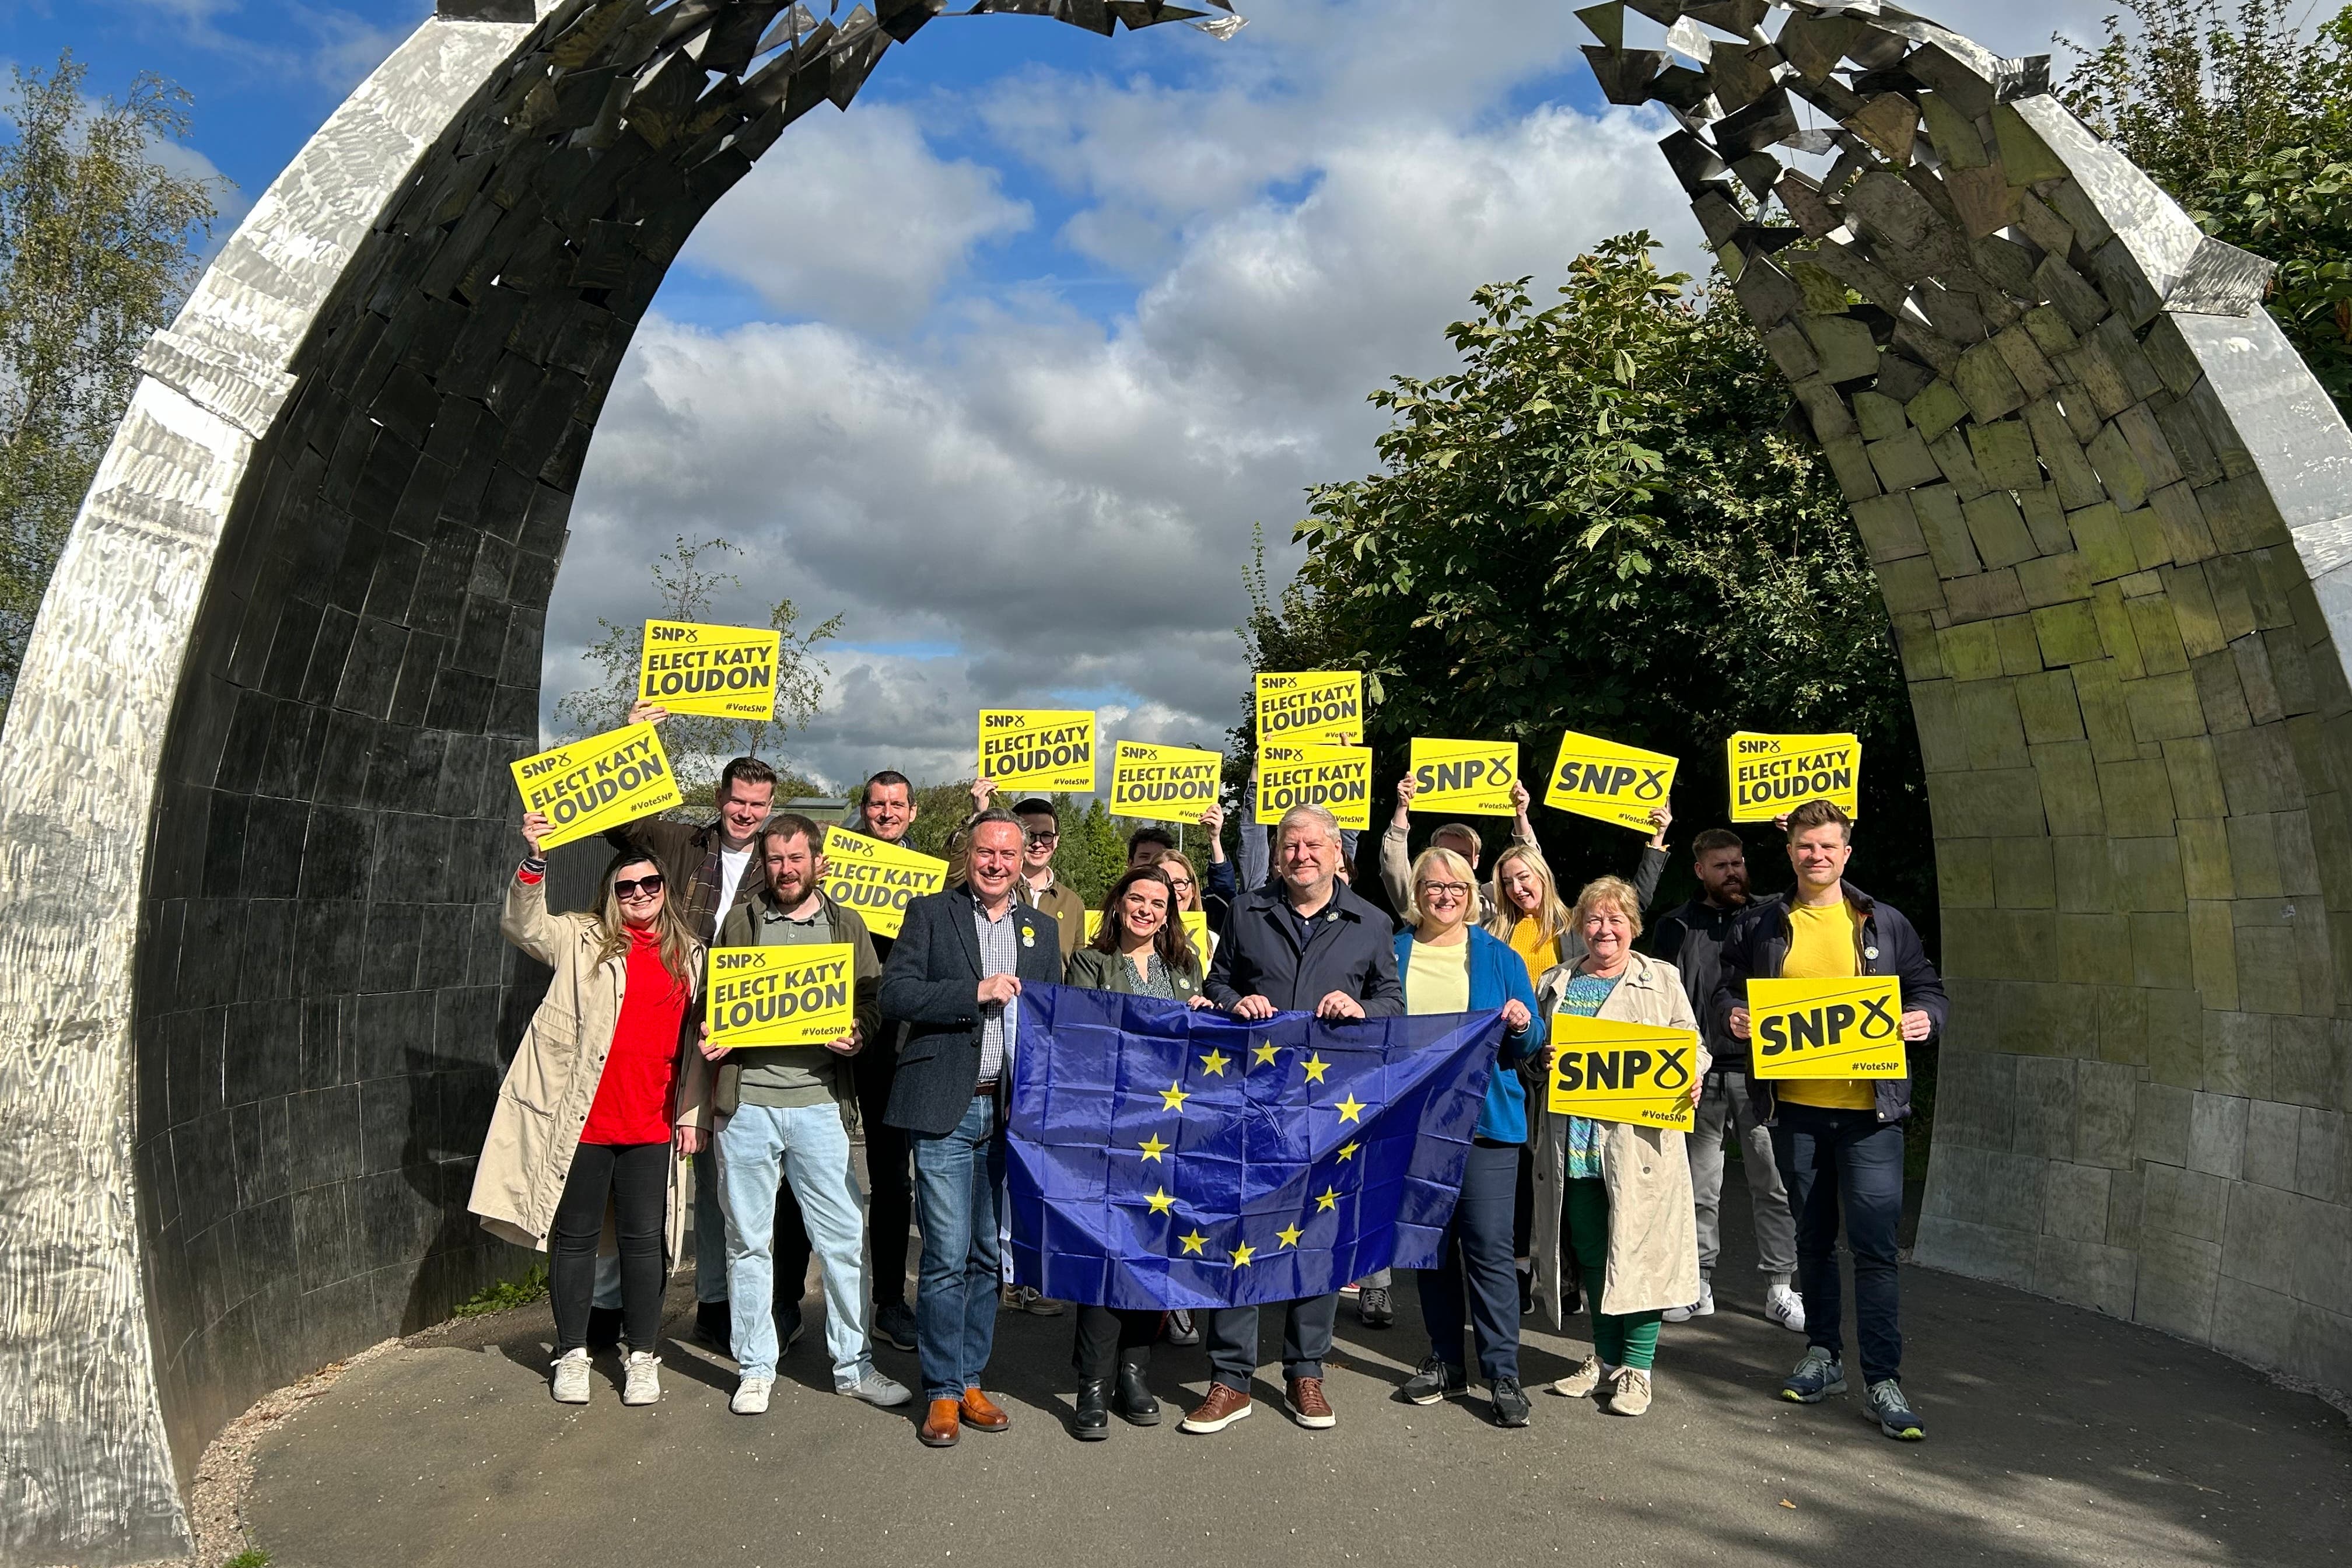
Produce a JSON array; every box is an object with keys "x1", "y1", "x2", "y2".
[
  {"x1": 1507, "y1": 917, "x2": 1560, "y2": 985},
  {"x1": 1406, "y1": 938, "x2": 1473, "y2": 1017},
  {"x1": 1774, "y1": 898, "x2": 1877, "y2": 1110}
]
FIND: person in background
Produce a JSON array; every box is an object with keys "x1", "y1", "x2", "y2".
[
  {"x1": 1156, "y1": 849, "x2": 1217, "y2": 961},
  {"x1": 1196, "y1": 800, "x2": 1238, "y2": 932},
  {"x1": 1528, "y1": 876, "x2": 1706, "y2": 1419},
  {"x1": 706, "y1": 817, "x2": 911, "y2": 1418},
  {"x1": 1391, "y1": 847, "x2": 1543, "y2": 1429},
  {"x1": 1059, "y1": 864, "x2": 1216, "y2": 1437},
  {"x1": 472, "y1": 818, "x2": 711, "y2": 1408},
  {"x1": 1378, "y1": 776, "x2": 1539, "y2": 921},
  {"x1": 880, "y1": 811, "x2": 1064, "y2": 1448},
  {"x1": 1125, "y1": 823, "x2": 1178, "y2": 869},
  {"x1": 1715, "y1": 799, "x2": 1944, "y2": 1441},
  {"x1": 1238, "y1": 766, "x2": 1360, "y2": 894},
  {"x1": 1649, "y1": 828, "x2": 1801, "y2": 1333}
]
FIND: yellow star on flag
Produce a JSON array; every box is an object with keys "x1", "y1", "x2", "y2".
[
  {"x1": 1301, "y1": 1054, "x2": 1330, "y2": 1084},
  {"x1": 1198, "y1": 1048, "x2": 1231, "y2": 1077},
  {"x1": 1252, "y1": 1040, "x2": 1280, "y2": 1066},
  {"x1": 1139, "y1": 1133, "x2": 1170, "y2": 1162},
  {"x1": 1160, "y1": 1080, "x2": 1191, "y2": 1112},
  {"x1": 1337, "y1": 1141, "x2": 1359, "y2": 1162},
  {"x1": 1229, "y1": 1241, "x2": 1255, "y2": 1268},
  {"x1": 1179, "y1": 1228, "x2": 1208, "y2": 1255},
  {"x1": 1276, "y1": 1223, "x2": 1303, "y2": 1249},
  {"x1": 1146, "y1": 1186, "x2": 1174, "y2": 1214},
  {"x1": 1315, "y1": 1186, "x2": 1339, "y2": 1213},
  {"x1": 1336, "y1": 1092, "x2": 1366, "y2": 1124}
]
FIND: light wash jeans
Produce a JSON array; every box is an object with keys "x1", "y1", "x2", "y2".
[
  {"x1": 911, "y1": 1095, "x2": 1005, "y2": 1402},
  {"x1": 719, "y1": 1102, "x2": 876, "y2": 1390}
]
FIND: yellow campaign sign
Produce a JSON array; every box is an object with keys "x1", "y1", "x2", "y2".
[
  {"x1": 1255, "y1": 671, "x2": 1364, "y2": 746},
  {"x1": 978, "y1": 709, "x2": 1096, "y2": 792},
  {"x1": 1544, "y1": 731, "x2": 1678, "y2": 832},
  {"x1": 1748, "y1": 976, "x2": 1906, "y2": 1080},
  {"x1": 819, "y1": 825, "x2": 948, "y2": 940},
  {"x1": 1408, "y1": 738, "x2": 1519, "y2": 817},
  {"x1": 1546, "y1": 1014, "x2": 1699, "y2": 1132},
  {"x1": 706, "y1": 944, "x2": 856, "y2": 1049},
  {"x1": 511, "y1": 723, "x2": 681, "y2": 852},
  {"x1": 1727, "y1": 731, "x2": 1861, "y2": 822},
  {"x1": 1108, "y1": 740, "x2": 1223, "y2": 825},
  {"x1": 1082, "y1": 908, "x2": 1210, "y2": 952},
  {"x1": 638, "y1": 620, "x2": 781, "y2": 720},
  {"x1": 1256, "y1": 744, "x2": 1373, "y2": 830}
]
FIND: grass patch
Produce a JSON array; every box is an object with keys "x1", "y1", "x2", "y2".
[
  {"x1": 453, "y1": 1264, "x2": 548, "y2": 1318},
  {"x1": 225, "y1": 1549, "x2": 270, "y2": 1568}
]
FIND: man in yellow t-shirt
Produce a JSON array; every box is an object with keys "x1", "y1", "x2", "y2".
[{"x1": 1713, "y1": 799, "x2": 1945, "y2": 1444}]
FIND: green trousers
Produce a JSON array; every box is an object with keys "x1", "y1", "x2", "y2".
[{"x1": 1564, "y1": 1177, "x2": 1661, "y2": 1371}]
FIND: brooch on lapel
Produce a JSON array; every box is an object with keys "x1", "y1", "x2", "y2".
[{"x1": 1020, "y1": 928, "x2": 1035, "y2": 949}]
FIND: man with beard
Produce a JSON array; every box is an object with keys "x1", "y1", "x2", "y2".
[{"x1": 1648, "y1": 828, "x2": 1801, "y2": 1332}]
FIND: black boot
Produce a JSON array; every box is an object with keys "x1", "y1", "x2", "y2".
[
  {"x1": 1114, "y1": 1365, "x2": 1160, "y2": 1426},
  {"x1": 1074, "y1": 1379, "x2": 1111, "y2": 1440}
]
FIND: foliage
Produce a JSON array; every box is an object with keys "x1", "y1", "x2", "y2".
[
  {"x1": 223, "y1": 1549, "x2": 270, "y2": 1568},
  {"x1": 452, "y1": 1263, "x2": 547, "y2": 1318},
  {"x1": 1265, "y1": 235, "x2": 1933, "y2": 929},
  {"x1": 555, "y1": 534, "x2": 840, "y2": 806},
  {"x1": 0, "y1": 51, "x2": 219, "y2": 720},
  {"x1": 898, "y1": 781, "x2": 1138, "y2": 909},
  {"x1": 2059, "y1": 1, "x2": 2352, "y2": 408}
]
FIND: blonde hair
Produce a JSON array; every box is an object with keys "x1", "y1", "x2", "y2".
[
  {"x1": 1570, "y1": 874, "x2": 1645, "y2": 942},
  {"x1": 1484, "y1": 844, "x2": 1570, "y2": 944},
  {"x1": 593, "y1": 851, "x2": 698, "y2": 995},
  {"x1": 1408, "y1": 845, "x2": 1477, "y2": 927},
  {"x1": 1157, "y1": 849, "x2": 1203, "y2": 912}
]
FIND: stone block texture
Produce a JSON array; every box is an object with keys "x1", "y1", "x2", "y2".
[{"x1": 1580, "y1": 2, "x2": 2352, "y2": 1412}]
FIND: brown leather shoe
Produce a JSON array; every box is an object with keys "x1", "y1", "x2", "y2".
[
  {"x1": 1286, "y1": 1376, "x2": 1336, "y2": 1429},
  {"x1": 960, "y1": 1386, "x2": 1010, "y2": 1432},
  {"x1": 1178, "y1": 1382, "x2": 1254, "y2": 1434},
  {"x1": 919, "y1": 1398, "x2": 960, "y2": 1448}
]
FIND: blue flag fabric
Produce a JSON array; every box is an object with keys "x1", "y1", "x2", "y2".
[{"x1": 1005, "y1": 983, "x2": 1504, "y2": 1311}]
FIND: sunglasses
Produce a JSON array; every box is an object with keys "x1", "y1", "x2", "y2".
[{"x1": 612, "y1": 874, "x2": 665, "y2": 900}]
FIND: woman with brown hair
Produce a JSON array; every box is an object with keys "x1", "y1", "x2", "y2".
[{"x1": 469, "y1": 811, "x2": 712, "y2": 1408}]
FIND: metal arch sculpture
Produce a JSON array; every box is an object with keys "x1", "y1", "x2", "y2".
[{"x1": 1576, "y1": 1, "x2": 2352, "y2": 1402}]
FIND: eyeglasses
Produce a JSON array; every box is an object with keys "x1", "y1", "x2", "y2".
[
  {"x1": 1025, "y1": 831, "x2": 1058, "y2": 845},
  {"x1": 1421, "y1": 882, "x2": 1472, "y2": 898},
  {"x1": 612, "y1": 874, "x2": 665, "y2": 900}
]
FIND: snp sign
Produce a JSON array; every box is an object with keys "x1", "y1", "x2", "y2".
[
  {"x1": 1543, "y1": 730, "x2": 1676, "y2": 833},
  {"x1": 1546, "y1": 1014, "x2": 1698, "y2": 1132},
  {"x1": 1748, "y1": 976, "x2": 1906, "y2": 1080}
]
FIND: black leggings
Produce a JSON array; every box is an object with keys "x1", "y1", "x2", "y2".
[{"x1": 551, "y1": 1140, "x2": 670, "y2": 1354}]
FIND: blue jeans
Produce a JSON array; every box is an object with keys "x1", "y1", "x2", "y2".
[
  {"x1": 1772, "y1": 1102, "x2": 1905, "y2": 1384},
  {"x1": 1416, "y1": 1140, "x2": 1521, "y2": 1382},
  {"x1": 910, "y1": 1095, "x2": 1005, "y2": 1401},
  {"x1": 719, "y1": 1102, "x2": 874, "y2": 1389}
]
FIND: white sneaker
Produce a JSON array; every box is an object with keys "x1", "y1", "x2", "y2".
[
  {"x1": 1550, "y1": 1355, "x2": 1612, "y2": 1398},
  {"x1": 840, "y1": 1368, "x2": 913, "y2": 1408},
  {"x1": 621, "y1": 1350, "x2": 662, "y2": 1406},
  {"x1": 1766, "y1": 1282, "x2": 1807, "y2": 1333},
  {"x1": 551, "y1": 1347, "x2": 591, "y2": 1405},
  {"x1": 1663, "y1": 1279, "x2": 1714, "y2": 1324},
  {"x1": 731, "y1": 1376, "x2": 774, "y2": 1415}
]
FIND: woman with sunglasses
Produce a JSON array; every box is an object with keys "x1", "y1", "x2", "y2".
[
  {"x1": 469, "y1": 812, "x2": 712, "y2": 1408},
  {"x1": 1388, "y1": 846, "x2": 1543, "y2": 1428}
]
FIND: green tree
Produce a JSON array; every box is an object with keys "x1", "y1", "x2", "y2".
[
  {"x1": 2059, "y1": 1, "x2": 2352, "y2": 407},
  {"x1": 1264, "y1": 235, "x2": 1931, "y2": 929},
  {"x1": 0, "y1": 51, "x2": 219, "y2": 718},
  {"x1": 556, "y1": 534, "x2": 840, "y2": 806}
]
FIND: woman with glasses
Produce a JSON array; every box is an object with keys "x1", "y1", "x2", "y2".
[
  {"x1": 1154, "y1": 849, "x2": 1219, "y2": 961},
  {"x1": 1388, "y1": 846, "x2": 1544, "y2": 1428},
  {"x1": 468, "y1": 812, "x2": 711, "y2": 1408}
]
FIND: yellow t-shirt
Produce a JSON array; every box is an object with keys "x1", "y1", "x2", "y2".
[
  {"x1": 1507, "y1": 917, "x2": 1560, "y2": 985},
  {"x1": 1406, "y1": 938, "x2": 1473, "y2": 1017},
  {"x1": 1774, "y1": 899, "x2": 1877, "y2": 1111}
]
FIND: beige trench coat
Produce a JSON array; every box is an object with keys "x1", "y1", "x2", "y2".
[
  {"x1": 1528, "y1": 951, "x2": 1709, "y2": 1323},
  {"x1": 467, "y1": 873, "x2": 712, "y2": 1258}
]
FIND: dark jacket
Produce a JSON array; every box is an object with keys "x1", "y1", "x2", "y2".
[
  {"x1": 879, "y1": 887, "x2": 1063, "y2": 1136},
  {"x1": 1063, "y1": 944, "x2": 1205, "y2": 1002},
  {"x1": 604, "y1": 815, "x2": 766, "y2": 944},
  {"x1": 710, "y1": 888, "x2": 883, "y2": 1115},
  {"x1": 1710, "y1": 881, "x2": 1948, "y2": 1125},
  {"x1": 1205, "y1": 880, "x2": 1405, "y2": 1017},
  {"x1": 1390, "y1": 925, "x2": 1544, "y2": 1143},
  {"x1": 1648, "y1": 895, "x2": 1746, "y2": 1070}
]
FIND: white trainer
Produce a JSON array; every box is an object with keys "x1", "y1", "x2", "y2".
[
  {"x1": 731, "y1": 1376, "x2": 774, "y2": 1415},
  {"x1": 1550, "y1": 1354, "x2": 1612, "y2": 1398},
  {"x1": 1766, "y1": 1283, "x2": 1807, "y2": 1333},
  {"x1": 551, "y1": 1347, "x2": 592, "y2": 1405},
  {"x1": 1664, "y1": 1279, "x2": 1714, "y2": 1323},
  {"x1": 621, "y1": 1350, "x2": 662, "y2": 1406},
  {"x1": 840, "y1": 1368, "x2": 914, "y2": 1408}
]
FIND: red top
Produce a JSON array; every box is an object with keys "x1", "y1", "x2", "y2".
[{"x1": 580, "y1": 926, "x2": 688, "y2": 1146}]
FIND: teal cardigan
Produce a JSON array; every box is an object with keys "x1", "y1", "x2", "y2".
[{"x1": 1393, "y1": 925, "x2": 1544, "y2": 1144}]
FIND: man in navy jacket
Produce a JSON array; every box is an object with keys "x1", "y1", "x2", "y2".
[{"x1": 1184, "y1": 803, "x2": 1403, "y2": 1437}]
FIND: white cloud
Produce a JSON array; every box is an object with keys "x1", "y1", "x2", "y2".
[{"x1": 97, "y1": 0, "x2": 424, "y2": 93}]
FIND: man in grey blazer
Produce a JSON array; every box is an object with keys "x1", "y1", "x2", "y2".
[{"x1": 880, "y1": 808, "x2": 1063, "y2": 1448}]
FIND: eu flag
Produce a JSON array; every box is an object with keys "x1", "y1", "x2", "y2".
[{"x1": 1006, "y1": 984, "x2": 1504, "y2": 1310}]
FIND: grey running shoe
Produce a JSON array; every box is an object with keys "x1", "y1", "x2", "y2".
[
  {"x1": 1401, "y1": 1354, "x2": 1466, "y2": 1405},
  {"x1": 842, "y1": 1368, "x2": 914, "y2": 1408},
  {"x1": 1865, "y1": 1377, "x2": 1924, "y2": 1440},
  {"x1": 1781, "y1": 1345, "x2": 1847, "y2": 1403},
  {"x1": 1357, "y1": 1284, "x2": 1394, "y2": 1327}
]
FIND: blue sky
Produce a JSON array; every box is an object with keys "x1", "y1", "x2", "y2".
[{"x1": 7, "y1": 0, "x2": 2118, "y2": 789}]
